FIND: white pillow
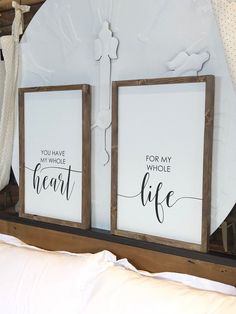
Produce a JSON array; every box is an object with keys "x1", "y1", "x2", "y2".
[
  {"x1": 153, "y1": 272, "x2": 236, "y2": 296},
  {"x1": 116, "y1": 258, "x2": 236, "y2": 295},
  {"x1": 0, "y1": 232, "x2": 115, "y2": 261},
  {"x1": 83, "y1": 266, "x2": 236, "y2": 314},
  {"x1": 0, "y1": 233, "x2": 25, "y2": 246},
  {"x1": 0, "y1": 240, "x2": 114, "y2": 314}
]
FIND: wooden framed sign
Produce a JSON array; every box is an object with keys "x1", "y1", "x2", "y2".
[
  {"x1": 19, "y1": 85, "x2": 91, "y2": 229},
  {"x1": 111, "y1": 76, "x2": 214, "y2": 252}
]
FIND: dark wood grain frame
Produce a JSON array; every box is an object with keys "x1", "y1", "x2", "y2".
[
  {"x1": 19, "y1": 84, "x2": 91, "y2": 229},
  {"x1": 111, "y1": 76, "x2": 215, "y2": 252}
]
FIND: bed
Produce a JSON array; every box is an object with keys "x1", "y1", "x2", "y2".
[{"x1": 0, "y1": 218, "x2": 236, "y2": 314}]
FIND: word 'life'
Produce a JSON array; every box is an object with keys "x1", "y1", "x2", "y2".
[{"x1": 141, "y1": 172, "x2": 174, "y2": 223}]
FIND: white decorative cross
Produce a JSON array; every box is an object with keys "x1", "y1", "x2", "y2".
[{"x1": 93, "y1": 21, "x2": 119, "y2": 165}]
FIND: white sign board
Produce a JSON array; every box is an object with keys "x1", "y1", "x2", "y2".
[
  {"x1": 111, "y1": 76, "x2": 214, "y2": 252},
  {"x1": 19, "y1": 85, "x2": 91, "y2": 229}
]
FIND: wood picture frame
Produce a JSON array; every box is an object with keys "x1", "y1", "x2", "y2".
[
  {"x1": 19, "y1": 84, "x2": 91, "y2": 229},
  {"x1": 111, "y1": 76, "x2": 214, "y2": 252}
]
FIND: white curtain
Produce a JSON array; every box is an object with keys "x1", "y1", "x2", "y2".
[
  {"x1": 0, "y1": 2, "x2": 29, "y2": 191},
  {"x1": 212, "y1": 0, "x2": 236, "y2": 89},
  {"x1": 0, "y1": 57, "x2": 5, "y2": 127}
]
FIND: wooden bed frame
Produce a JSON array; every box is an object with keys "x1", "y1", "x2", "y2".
[{"x1": 0, "y1": 215, "x2": 236, "y2": 287}]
